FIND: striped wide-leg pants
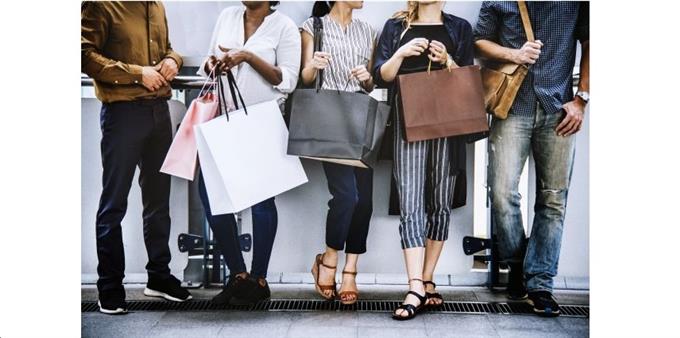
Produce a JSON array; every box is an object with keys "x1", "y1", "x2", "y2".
[{"x1": 393, "y1": 96, "x2": 456, "y2": 249}]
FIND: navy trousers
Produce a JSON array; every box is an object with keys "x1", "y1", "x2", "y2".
[
  {"x1": 197, "y1": 172, "x2": 278, "y2": 279},
  {"x1": 322, "y1": 162, "x2": 373, "y2": 254},
  {"x1": 95, "y1": 99, "x2": 173, "y2": 292}
]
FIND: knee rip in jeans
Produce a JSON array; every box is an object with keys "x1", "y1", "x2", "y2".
[
  {"x1": 537, "y1": 187, "x2": 568, "y2": 210},
  {"x1": 539, "y1": 177, "x2": 570, "y2": 192},
  {"x1": 541, "y1": 188, "x2": 567, "y2": 194}
]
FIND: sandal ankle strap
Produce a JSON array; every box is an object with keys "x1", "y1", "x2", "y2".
[
  {"x1": 423, "y1": 280, "x2": 436, "y2": 287},
  {"x1": 342, "y1": 271, "x2": 358, "y2": 276},
  {"x1": 408, "y1": 278, "x2": 424, "y2": 284},
  {"x1": 319, "y1": 253, "x2": 337, "y2": 270}
]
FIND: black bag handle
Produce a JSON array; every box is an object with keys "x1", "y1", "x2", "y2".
[
  {"x1": 312, "y1": 16, "x2": 341, "y2": 94},
  {"x1": 313, "y1": 16, "x2": 324, "y2": 92},
  {"x1": 215, "y1": 69, "x2": 248, "y2": 122},
  {"x1": 226, "y1": 70, "x2": 247, "y2": 115}
]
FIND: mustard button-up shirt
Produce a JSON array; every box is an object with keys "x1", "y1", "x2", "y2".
[{"x1": 81, "y1": 1, "x2": 183, "y2": 103}]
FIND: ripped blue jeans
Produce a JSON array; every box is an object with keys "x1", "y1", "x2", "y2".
[{"x1": 489, "y1": 104, "x2": 575, "y2": 293}]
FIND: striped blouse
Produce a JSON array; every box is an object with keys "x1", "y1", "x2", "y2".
[{"x1": 302, "y1": 15, "x2": 377, "y2": 93}]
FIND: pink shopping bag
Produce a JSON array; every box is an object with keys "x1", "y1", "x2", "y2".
[{"x1": 160, "y1": 91, "x2": 219, "y2": 180}]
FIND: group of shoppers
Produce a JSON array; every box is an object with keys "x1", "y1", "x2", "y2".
[{"x1": 81, "y1": 0, "x2": 589, "y2": 320}]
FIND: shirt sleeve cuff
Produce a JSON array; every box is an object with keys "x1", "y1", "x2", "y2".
[
  {"x1": 129, "y1": 64, "x2": 143, "y2": 85},
  {"x1": 273, "y1": 69, "x2": 296, "y2": 93},
  {"x1": 164, "y1": 52, "x2": 183, "y2": 69}
]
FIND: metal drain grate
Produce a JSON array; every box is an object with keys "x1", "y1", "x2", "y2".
[{"x1": 82, "y1": 299, "x2": 588, "y2": 317}]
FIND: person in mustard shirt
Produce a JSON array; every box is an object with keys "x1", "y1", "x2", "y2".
[{"x1": 81, "y1": 1, "x2": 191, "y2": 315}]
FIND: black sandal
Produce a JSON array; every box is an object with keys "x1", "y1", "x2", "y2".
[
  {"x1": 392, "y1": 279, "x2": 427, "y2": 321},
  {"x1": 424, "y1": 281, "x2": 444, "y2": 307}
]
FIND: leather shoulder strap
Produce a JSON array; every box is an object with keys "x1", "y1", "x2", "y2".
[{"x1": 517, "y1": 1, "x2": 534, "y2": 42}]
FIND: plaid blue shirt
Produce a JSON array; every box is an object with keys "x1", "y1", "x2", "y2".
[{"x1": 474, "y1": 1, "x2": 589, "y2": 117}]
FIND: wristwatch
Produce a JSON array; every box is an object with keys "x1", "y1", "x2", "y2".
[{"x1": 575, "y1": 91, "x2": 590, "y2": 104}]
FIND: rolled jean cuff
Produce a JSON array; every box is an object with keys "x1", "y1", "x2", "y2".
[{"x1": 526, "y1": 287, "x2": 553, "y2": 294}]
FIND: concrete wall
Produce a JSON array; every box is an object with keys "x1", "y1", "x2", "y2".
[{"x1": 81, "y1": 1, "x2": 589, "y2": 285}]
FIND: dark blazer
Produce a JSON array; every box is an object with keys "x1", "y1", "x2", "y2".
[
  {"x1": 372, "y1": 13, "x2": 475, "y2": 92},
  {"x1": 372, "y1": 13, "x2": 477, "y2": 212}
]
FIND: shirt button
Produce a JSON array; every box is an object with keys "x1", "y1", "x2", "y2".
[
  {"x1": 114, "y1": 80, "x2": 119, "y2": 84},
  {"x1": 134, "y1": 80, "x2": 139, "y2": 84}
]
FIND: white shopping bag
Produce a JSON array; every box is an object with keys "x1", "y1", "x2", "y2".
[{"x1": 195, "y1": 99, "x2": 308, "y2": 214}]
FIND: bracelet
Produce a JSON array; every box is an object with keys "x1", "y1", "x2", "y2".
[{"x1": 443, "y1": 55, "x2": 452, "y2": 67}]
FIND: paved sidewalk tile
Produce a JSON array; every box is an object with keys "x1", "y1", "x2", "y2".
[
  {"x1": 557, "y1": 317, "x2": 589, "y2": 338},
  {"x1": 358, "y1": 327, "x2": 427, "y2": 338},
  {"x1": 357, "y1": 312, "x2": 426, "y2": 329},
  {"x1": 82, "y1": 312, "x2": 165, "y2": 338},
  {"x1": 287, "y1": 312, "x2": 359, "y2": 338},
  {"x1": 487, "y1": 314, "x2": 575, "y2": 338}
]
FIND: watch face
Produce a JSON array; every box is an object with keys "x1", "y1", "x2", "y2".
[{"x1": 577, "y1": 92, "x2": 589, "y2": 102}]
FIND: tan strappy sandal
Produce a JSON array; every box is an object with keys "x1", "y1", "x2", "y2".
[
  {"x1": 339, "y1": 271, "x2": 359, "y2": 305},
  {"x1": 311, "y1": 253, "x2": 337, "y2": 300}
]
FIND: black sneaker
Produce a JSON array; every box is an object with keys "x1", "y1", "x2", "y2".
[
  {"x1": 507, "y1": 263, "x2": 528, "y2": 300},
  {"x1": 528, "y1": 291, "x2": 561, "y2": 317},
  {"x1": 98, "y1": 288, "x2": 128, "y2": 315},
  {"x1": 144, "y1": 275, "x2": 192, "y2": 302},
  {"x1": 229, "y1": 276, "x2": 270, "y2": 306},
  {"x1": 212, "y1": 274, "x2": 248, "y2": 305}
]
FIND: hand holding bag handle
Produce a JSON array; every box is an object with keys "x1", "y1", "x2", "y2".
[
  {"x1": 480, "y1": 0, "x2": 535, "y2": 119},
  {"x1": 312, "y1": 16, "x2": 342, "y2": 95},
  {"x1": 215, "y1": 68, "x2": 248, "y2": 121}
]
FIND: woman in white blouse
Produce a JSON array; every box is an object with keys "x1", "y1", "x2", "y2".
[
  {"x1": 196, "y1": 1, "x2": 301, "y2": 306},
  {"x1": 300, "y1": 1, "x2": 377, "y2": 305}
]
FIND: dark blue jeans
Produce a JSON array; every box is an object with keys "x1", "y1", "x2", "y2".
[
  {"x1": 96, "y1": 99, "x2": 173, "y2": 292},
  {"x1": 322, "y1": 162, "x2": 373, "y2": 254},
  {"x1": 489, "y1": 104, "x2": 575, "y2": 292},
  {"x1": 197, "y1": 172, "x2": 278, "y2": 279}
]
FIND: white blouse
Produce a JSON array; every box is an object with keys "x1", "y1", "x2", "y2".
[{"x1": 198, "y1": 6, "x2": 301, "y2": 107}]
